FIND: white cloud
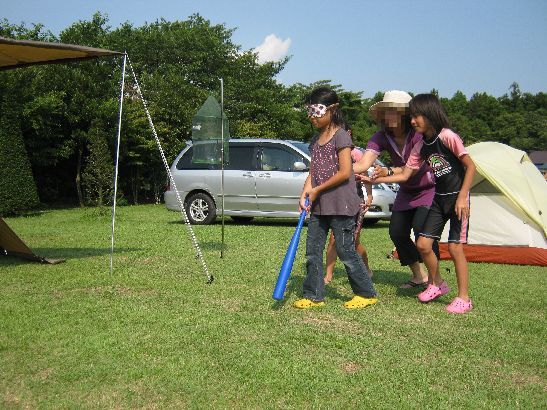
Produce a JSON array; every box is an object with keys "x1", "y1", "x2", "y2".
[{"x1": 254, "y1": 34, "x2": 291, "y2": 64}]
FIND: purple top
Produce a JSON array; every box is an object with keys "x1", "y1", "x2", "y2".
[
  {"x1": 366, "y1": 129, "x2": 435, "y2": 211},
  {"x1": 309, "y1": 129, "x2": 361, "y2": 216}
]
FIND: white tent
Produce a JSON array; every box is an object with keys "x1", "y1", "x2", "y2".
[{"x1": 439, "y1": 142, "x2": 547, "y2": 266}]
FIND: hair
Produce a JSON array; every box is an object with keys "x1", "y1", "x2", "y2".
[
  {"x1": 340, "y1": 120, "x2": 352, "y2": 134},
  {"x1": 305, "y1": 86, "x2": 344, "y2": 127},
  {"x1": 409, "y1": 94, "x2": 450, "y2": 134}
]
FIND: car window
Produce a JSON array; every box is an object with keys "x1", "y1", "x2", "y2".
[
  {"x1": 176, "y1": 144, "x2": 257, "y2": 171},
  {"x1": 176, "y1": 146, "x2": 219, "y2": 170},
  {"x1": 225, "y1": 145, "x2": 256, "y2": 170},
  {"x1": 290, "y1": 142, "x2": 310, "y2": 156},
  {"x1": 261, "y1": 146, "x2": 308, "y2": 172}
]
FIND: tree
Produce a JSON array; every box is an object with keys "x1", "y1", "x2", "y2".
[
  {"x1": 81, "y1": 120, "x2": 114, "y2": 206},
  {"x1": 468, "y1": 92, "x2": 502, "y2": 129},
  {"x1": 443, "y1": 91, "x2": 468, "y2": 118},
  {"x1": 0, "y1": 99, "x2": 39, "y2": 215}
]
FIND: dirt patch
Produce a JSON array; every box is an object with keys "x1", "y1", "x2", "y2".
[
  {"x1": 37, "y1": 368, "x2": 54, "y2": 381},
  {"x1": 509, "y1": 371, "x2": 547, "y2": 391},
  {"x1": 341, "y1": 361, "x2": 361, "y2": 374}
]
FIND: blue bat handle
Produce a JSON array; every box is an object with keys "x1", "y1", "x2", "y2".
[{"x1": 272, "y1": 198, "x2": 309, "y2": 300}]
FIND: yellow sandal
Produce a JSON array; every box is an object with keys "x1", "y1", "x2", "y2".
[
  {"x1": 344, "y1": 295, "x2": 378, "y2": 309},
  {"x1": 293, "y1": 298, "x2": 326, "y2": 309}
]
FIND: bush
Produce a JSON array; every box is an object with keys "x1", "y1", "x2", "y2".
[{"x1": 0, "y1": 101, "x2": 39, "y2": 216}]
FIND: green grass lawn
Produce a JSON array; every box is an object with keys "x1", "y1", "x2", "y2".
[{"x1": 1, "y1": 204, "x2": 545, "y2": 408}]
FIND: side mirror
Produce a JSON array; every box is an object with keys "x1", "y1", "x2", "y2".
[{"x1": 293, "y1": 161, "x2": 308, "y2": 171}]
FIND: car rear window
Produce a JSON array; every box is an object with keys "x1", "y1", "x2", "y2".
[{"x1": 176, "y1": 147, "x2": 219, "y2": 170}]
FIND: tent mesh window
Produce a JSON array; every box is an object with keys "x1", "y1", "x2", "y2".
[{"x1": 191, "y1": 96, "x2": 229, "y2": 164}]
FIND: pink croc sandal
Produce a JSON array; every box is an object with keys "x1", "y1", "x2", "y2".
[
  {"x1": 446, "y1": 297, "x2": 473, "y2": 314},
  {"x1": 417, "y1": 281, "x2": 450, "y2": 303}
]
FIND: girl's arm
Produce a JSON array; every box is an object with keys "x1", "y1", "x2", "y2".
[
  {"x1": 372, "y1": 164, "x2": 404, "y2": 177},
  {"x1": 363, "y1": 182, "x2": 373, "y2": 207},
  {"x1": 455, "y1": 154, "x2": 476, "y2": 220},
  {"x1": 308, "y1": 146, "x2": 353, "y2": 204},
  {"x1": 353, "y1": 150, "x2": 378, "y2": 175},
  {"x1": 375, "y1": 166, "x2": 415, "y2": 184},
  {"x1": 300, "y1": 174, "x2": 312, "y2": 212}
]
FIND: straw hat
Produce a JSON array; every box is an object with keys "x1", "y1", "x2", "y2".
[{"x1": 369, "y1": 90, "x2": 412, "y2": 121}]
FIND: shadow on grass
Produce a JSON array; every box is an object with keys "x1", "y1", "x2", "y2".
[
  {"x1": 194, "y1": 241, "x2": 226, "y2": 251},
  {"x1": 323, "y1": 266, "x2": 428, "y2": 299},
  {"x1": 270, "y1": 273, "x2": 304, "y2": 310},
  {"x1": 369, "y1": 268, "x2": 431, "y2": 298},
  {"x1": 0, "y1": 247, "x2": 143, "y2": 266},
  {"x1": 270, "y1": 269, "x2": 353, "y2": 310},
  {"x1": 5, "y1": 203, "x2": 83, "y2": 219},
  {"x1": 168, "y1": 218, "x2": 299, "y2": 228},
  {"x1": 168, "y1": 218, "x2": 392, "y2": 229}
]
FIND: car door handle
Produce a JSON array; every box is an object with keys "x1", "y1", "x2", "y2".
[
  {"x1": 258, "y1": 173, "x2": 271, "y2": 178},
  {"x1": 242, "y1": 172, "x2": 253, "y2": 178}
]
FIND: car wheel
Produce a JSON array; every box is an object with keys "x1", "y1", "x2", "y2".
[
  {"x1": 230, "y1": 216, "x2": 254, "y2": 224},
  {"x1": 185, "y1": 193, "x2": 216, "y2": 225}
]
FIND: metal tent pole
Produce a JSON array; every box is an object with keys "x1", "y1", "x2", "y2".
[
  {"x1": 127, "y1": 56, "x2": 212, "y2": 283},
  {"x1": 220, "y1": 78, "x2": 225, "y2": 258},
  {"x1": 110, "y1": 52, "x2": 127, "y2": 274}
]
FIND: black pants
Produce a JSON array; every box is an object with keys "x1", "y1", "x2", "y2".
[{"x1": 389, "y1": 206, "x2": 440, "y2": 266}]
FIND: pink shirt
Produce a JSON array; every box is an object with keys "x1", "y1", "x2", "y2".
[
  {"x1": 406, "y1": 128, "x2": 468, "y2": 169},
  {"x1": 350, "y1": 147, "x2": 363, "y2": 163}
]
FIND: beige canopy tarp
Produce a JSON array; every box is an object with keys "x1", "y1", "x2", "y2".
[
  {"x1": 0, "y1": 218, "x2": 64, "y2": 263},
  {"x1": 1, "y1": 36, "x2": 122, "y2": 263},
  {"x1": 0, "y1": 36, "x2": 122, "y2": 71}
]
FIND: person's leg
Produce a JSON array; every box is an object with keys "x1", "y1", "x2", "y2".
[
  {"x1": 446, "y1": 204, "x2": 470, "y2": 301},
  {"x1": 416, "y1": 236, "x2": 440, "y2": 285},
  {"x1": 444, "y1": 199, "x2": 472, "y2": 313},
  {"x1": 415, "y1": 199, "x2": 452, "y2": 302},
  {"x1": 331, "y1": 216, "x2": 376, "y2": 298},
  {"x1": 412, "y1": 206, "x2": 441, "y2": 260},
  {"x1": 389, "y1": 209, "x2": 427, "y2": 286},
  {"x1": 301, "y1": 214, "x2": 329, "y2": 301},
  {"x1": 412, "y1": 206, "x2": 443, "y2": 284},
  {"x1": 416, "y1": 235, "x2": 451, "y2": 303},
  {"x1": 354, "y1": 207, "x2": 372, "y2": 277},
  {"x1": 324, "y1": 232, "x2": 337, "y2": 284},
  {"x1": 448, "y1": 243, "x2": 470, "y2": 301},
  {"x1": 406, "y1": 261, "x2": 427, "y2": 283},
  {"x1": 355, "y1": 233, "x2": 373, "y2": 278}
]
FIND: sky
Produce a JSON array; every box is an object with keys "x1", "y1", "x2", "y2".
[{"x1": 2, "y1": 0, "x2": 547, "y2": 98}]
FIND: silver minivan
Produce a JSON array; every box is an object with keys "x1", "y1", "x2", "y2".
[{"x1": 164, "y1": 139, "x2": 395, "y2": 224}]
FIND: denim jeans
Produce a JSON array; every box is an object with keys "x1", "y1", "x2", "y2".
[{"x1": 303, "y1": 214, "x2": 376, "y2": 301}]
